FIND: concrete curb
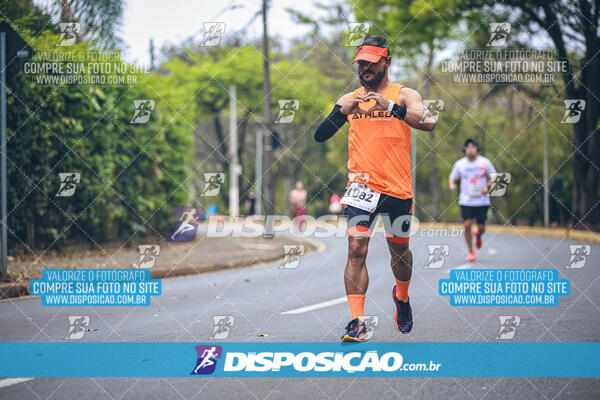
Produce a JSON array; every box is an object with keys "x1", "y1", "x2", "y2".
[{"x1": 0, "y1": 236, "x2": 324, "y2": 301}]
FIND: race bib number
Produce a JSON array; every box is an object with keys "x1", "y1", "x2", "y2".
[{"x1": 340, "y1": 182, "x2": 381, "y2": 213}]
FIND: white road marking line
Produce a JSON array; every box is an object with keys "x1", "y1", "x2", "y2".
[
  {"x1": 0, "y1": 378, "x2": 34, "y2": 388},
  {"x1": 281, "y1": 296, "x2": 347, "y2": 315}
]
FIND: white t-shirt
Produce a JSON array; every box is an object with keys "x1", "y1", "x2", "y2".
[{"x1": 449, "y1": 156, "x2": 496, "y2": 206}]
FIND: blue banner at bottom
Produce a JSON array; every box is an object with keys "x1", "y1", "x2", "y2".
[{"x1": 1, "y1": 342, "x2": 598, "y2": 378}]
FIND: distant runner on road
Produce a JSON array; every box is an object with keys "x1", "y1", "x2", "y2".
[
  {"x1": 449, "y1": 138, "x2": 496, "y2": 262},
  {"x1": 313, "y1": 35, "x2": 436, "y2": 342},
  {"x1": 289, "y1": 180, "x2": 307, "y2": 231}
]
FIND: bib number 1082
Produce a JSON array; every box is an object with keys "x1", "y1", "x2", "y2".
[{"x1": 340, "y1": 182, "x2": 381, "y2": 213}]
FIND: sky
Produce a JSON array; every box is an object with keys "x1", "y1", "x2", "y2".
[
  {"x1": 32, "y1": 0, "x2": 455, "y2": 79},
  {"x1": 119, "y1": 0, "x2": 325, "y2": 66},
  {"x1": 32, "y1": 0, "x2": 557, "y2": 70}
]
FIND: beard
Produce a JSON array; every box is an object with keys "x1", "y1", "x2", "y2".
[{"x1": 359, "y1": 67, "x2": 386, "y2": 89}]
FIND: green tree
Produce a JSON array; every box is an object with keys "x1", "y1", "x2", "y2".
[
  {"x1": 157, "y1": 41, "x2": 347, "y2": 215},
  {"x1": 2, "y1": 1, "x2": 193, "y2": 252},
  {"x1": 52, "y1": 0, "x2": 124, "y2": 47},
  {"x1": 438, "y1": 0, "x2": 600, "y2": 229}
]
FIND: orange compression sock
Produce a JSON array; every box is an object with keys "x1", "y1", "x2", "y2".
[
  {"x1": 395, "y1": 279, "x2": 411, "y2": 302},
  {"x1": 347, "y1": 294, "x2": 365, "y2": 320}
]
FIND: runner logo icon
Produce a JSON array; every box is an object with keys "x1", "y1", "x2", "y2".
[
  {"x1": 344, "y1": 23, "x2": 370, "y2": 46},
  {"x1": 57, "y1": 23, "x2": 80, "y2": 46},
  {"x1": 362, "y1": 315, "x2": 379, "y2": 340},
  {"x1": 130, "y1": 100, "x2": 155, "y2": 124},
  {"x1": 56, "y1": 173, "x2": 80, "y2": 197},
  {"x1": 496, "y1": 315, "x2": 520, "y2": 339},
  {"x1": 561, "y1": 100, "x2": 586, "y2": 123},
  {"x1": 567, "y1": 244, "x2": 591, "y2": 269},
  {"x1": 65, "y1": 315, "x2": 90, "y2": 340},
  {"x1": 202, "y1": 173, "x2": 225, "y2": 196},
  {"x1": 169, "y1": 206, "x2": 203, "y2": 242},
  {"x1": 136, "y1": 245, "x2": 160, "y2": 268},
  {"x1": 488, "y1": 172, "x2": 511, "y2": 196},
  {"x1": 281, "y1": 245, "x2": 305, "y2": 269},
  {"x1": 487, "y1": 23, "x2": 511, "y2": 46},
  {"x1": 191, "y1": 345, "x2": 222, "y2": 375},
  {"x1": 275, "y1": 100, "x2": 299, "y2": 123},
  {"x1": 424, "y1": 245, "x2": 449, "y2": 269},
  {"x1": 201, "y1": 23, "x2": 226, "y2": 46},
  {"x1": 420, "y1": 100, "x2": 444, "y2": 123},
  {"x1": 210, "y1": 316, "x2": 234, "y2": 340}
]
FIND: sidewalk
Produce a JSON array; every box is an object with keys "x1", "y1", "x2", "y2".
[
  {"x1": 417, "y1": 222, "x2": 600, "y2": 243},
  {"x1": 0, "y1": 234, "x2": 317, "y2": 300}
]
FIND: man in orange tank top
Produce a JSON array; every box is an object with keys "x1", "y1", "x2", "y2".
[{"x1": 314, "y1": 35, "x2": 436, "y2": 342}]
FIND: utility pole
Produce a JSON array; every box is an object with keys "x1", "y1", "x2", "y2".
[
  {"x1": 229, "y1": 84, "x2": 240, "y2": 217},
  {"x1": 543, "y1": 103, "x2": 549, "y2": 227},
  {"x1": 149, "y1": 38, "x2": 155, "y2": 71},
  {"x1": 0, "y1": 32, "x2": 6, "y2": 279},
  {"x1": 261, "y1": 0, "x2": 272, "y2": 218},
  {"x1": 255, "y1": 120, "x2": 263, "y2": 215},
  {"x1": 261, "y1": 0, "x2": 274, "y2": 237}
]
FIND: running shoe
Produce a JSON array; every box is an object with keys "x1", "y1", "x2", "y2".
[
  {"x1": 340, "y1": 318, "x2": 368, "y2": 342},
  {"x1": 467, "y1": 251, "x2": 476, "y2": 262},
  {"x1": 392, "y1": 286, "x2": 413, "y2": 334},
  {"x1": 475, "y1": 231, "x2": 482, "y2": 249}
]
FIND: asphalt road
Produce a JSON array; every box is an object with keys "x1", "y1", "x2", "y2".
[{"x1": 1, "y1": 229, "x2": 599, "y2": 399}]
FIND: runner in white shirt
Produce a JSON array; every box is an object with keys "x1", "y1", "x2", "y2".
[{"x1": 449, "y1": 139, "x2": 496, "y2": 262}]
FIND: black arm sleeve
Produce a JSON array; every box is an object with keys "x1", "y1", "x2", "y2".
[
  {"x1": 314, "y1": 104, "x2": 347, "y2": 142},
  {"x1": 391, "y1": 103, "x2": 407, "y2": 120}
]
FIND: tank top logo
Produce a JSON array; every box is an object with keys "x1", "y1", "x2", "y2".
[{"x1": 351, "y1": 110, "x2": 393, "y2": 119}]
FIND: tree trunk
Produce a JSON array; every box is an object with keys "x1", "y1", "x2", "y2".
[
  {"x1": 572, "y1": 86, "x2": 600, "y2": 230},
  {"x1": 570, "y1": 25, "x2": 599, "y2": 230},
  {"x1": 212, "y1": 115, "x2": 230, "y2": 174},
  {"x1": 26, "y1": 207, "x2": 34, "y2": 248}
]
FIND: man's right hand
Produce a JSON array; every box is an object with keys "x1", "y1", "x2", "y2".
[
  {"x1": 340, "y1": 93, "x2": 370, "y2": 115},
  {"x1": 449, "y1": 180, "x2": 457, "y2": 191}
]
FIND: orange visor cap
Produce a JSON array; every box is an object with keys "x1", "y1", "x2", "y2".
[{"x1": 352, "y1": 45, "x2": 389, "y2": 64}]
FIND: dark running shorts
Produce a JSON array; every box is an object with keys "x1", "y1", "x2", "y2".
[
  {"x1": 460, "y1": 205, "x2": 489, "y2": 224},
  {"x1": 343, "y1": 194, "x2": 413, "y2": 244}
]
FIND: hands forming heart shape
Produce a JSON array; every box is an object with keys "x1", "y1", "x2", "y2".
[{"x1": 340, "y1": 91, "x2": 390, "y2": 115}]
